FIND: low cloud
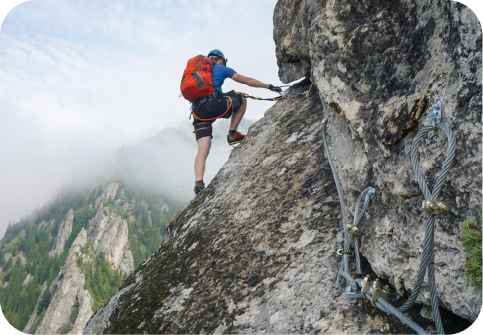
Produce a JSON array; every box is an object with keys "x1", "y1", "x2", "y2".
[{"x1": 0, "y1": 0, "x2": 279, "y2": 237}]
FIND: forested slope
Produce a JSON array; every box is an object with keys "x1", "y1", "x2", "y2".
[{"x1": 0, "y1": 178, "x2": 179, "y2": 333}]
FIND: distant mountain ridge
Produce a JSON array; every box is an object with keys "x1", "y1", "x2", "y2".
[
  {"x1": 0, "y1": 178, "x2": 178, "y2": 333},
  {"x1": 0, "y1": 116, "x2": 256, "y2": 333}
]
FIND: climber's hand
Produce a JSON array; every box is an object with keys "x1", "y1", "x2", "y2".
[{"x1": 268, "y1": 84, "x2": 282, "y2": 93}]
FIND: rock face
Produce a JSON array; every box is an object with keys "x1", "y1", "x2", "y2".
[
  {"x1": 94, "y1": 182, "x2": 119, "y2": 207},
  {"x1": 49, "y1": 209, "x2": 74, "y2": 256},
  {"x1": 35, "y1": 228, "x2": 94, "y2": 335},
  {"x1": 83, "y1": 85, "x2": 433, "y2": 334},
  {"x1": 118, "y1": 250, "x2": 135, "y2": 277},
  {"x1": 90, "y1": 205, "x2": 130, "y2": 269},
  {"x1": 84, "y1": 1, "x2": 481, "y2": 333},
  {"x1": 274, "y1": 0, "x2": 482, "y2": 322},
  {"x1": 16, "y1": 181, "x2": 144, "y2": 334}
]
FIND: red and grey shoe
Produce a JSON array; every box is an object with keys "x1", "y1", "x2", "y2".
[{"x1": 227, "y1": 131, "x2": 246, "y2": 145}]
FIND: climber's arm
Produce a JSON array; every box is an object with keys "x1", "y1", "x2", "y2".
[{"x1": 232, "y1": 73, "x2": 269, "y2": 89}]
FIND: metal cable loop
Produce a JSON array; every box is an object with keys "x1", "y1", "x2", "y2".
[
  {"x1": 336, "y1": 189, "x2": 374, "y2": 285},
  {"x1": 396, "y1": 121, "x2": 455, "y2": 335},
  {"x1": 322, "y1": 117, "x2": 351, "y2": 284},
  {"x1": 338, "y1": 270, "x2": 358, "y2": 292},
  {"x1": 400, "y1": 122, "x2": 455, "y2": 312},
  {"x1": 376, "y1": 297, "x2": 430, "y2": 335}
]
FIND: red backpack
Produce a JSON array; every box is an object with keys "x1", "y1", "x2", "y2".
[{"x1": 180, "y1": 55, "x2": 215, "y2": 102}]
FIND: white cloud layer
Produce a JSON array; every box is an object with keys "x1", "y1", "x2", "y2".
[{"x1": 0, "y1": 0, "x2": 281, "y2": 238}]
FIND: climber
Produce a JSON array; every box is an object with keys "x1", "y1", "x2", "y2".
[{"x1": 192, "y1": 49, "x2": 282, "y2": 195}]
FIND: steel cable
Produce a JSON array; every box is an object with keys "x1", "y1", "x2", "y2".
[
  {"x1": 397, "y1": 122, "x2": 455, "y2": 335},
  {"x1": 320, "y1": 96, "x2": 376, "y2": 286},
  {"x1": 318, "y1": 91, "x2": 454, "y2": 334}
]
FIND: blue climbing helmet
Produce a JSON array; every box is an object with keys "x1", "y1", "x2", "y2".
[{"x1": 207, "y1": 49, "x2": 227, "y2": 65}]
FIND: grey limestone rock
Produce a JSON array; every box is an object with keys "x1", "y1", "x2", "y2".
[
  {"x1": 35, "y1": 228, "x2": 94, "y2": 335},
  {"x1": 118, "y1": 250, "x2": 135, "y2": 278},
  {"x1": 90, "y1": 204, "x2": 130, "y2": 269},
  {"x1": 95, "y1": 182, "x2": 119, "y2": 207},
  {"x1": 37, "y1": 219, "x2": 54, "y2": 232},
  {"x1": 84, "y1": 86, "x2": 442, "y2": 334},
  {"x1": 49, "y1": 209, "x2": 74, "y2": 256},
  {"x1": 274, "y1": 0, "x2": 482, "y2": 322}
]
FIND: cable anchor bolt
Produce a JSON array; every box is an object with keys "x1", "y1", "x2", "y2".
[
  {"x1": 345, "y1": 224, "x2": 359, "y2": 235},
  {"x1": 337, "y1": 249, "x2": 354, "y2": 256},
  {"x1": 427, "y1": 101, "x2": 442, "y2": 125},
  {"x1": 422, "y1": 200, "x2": 449, "y2": 214}
]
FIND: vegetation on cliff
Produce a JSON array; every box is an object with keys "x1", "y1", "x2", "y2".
[
  {"x1": 460, "y1": 216, "x2": 482, "y2": 291},
  {"x1": 0, "y1": 178, "x2": 180, "y2": 331}
]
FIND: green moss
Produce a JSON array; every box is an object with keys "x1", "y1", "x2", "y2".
[
  {"x1": 59, "y1": 323, "x2": 73, "y2": 334},
  {"x1": 76, "y1": 255, "x2": 83, "y2": 268},
  {"x1": 460, "y1": 217, "x2": 482, "y2": 291},
  {"x1": 274, "y1": 112, "x2": 291, "y2": 123}
]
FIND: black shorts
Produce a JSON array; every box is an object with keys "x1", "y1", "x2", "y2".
[{"x1": 192, "y1": 94, "x2": 244, "y2": 141}]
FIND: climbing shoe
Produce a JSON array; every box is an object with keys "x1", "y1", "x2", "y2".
[
  {"x1": 227, "y1": 130, "x2": 246, "y2": 145},
  {"x1": 194, "y1": 180, "x2": 205, "y2": 195}
]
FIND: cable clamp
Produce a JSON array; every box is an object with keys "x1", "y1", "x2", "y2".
[
  {"x1": 304, "y1": 90, "x2": 311, "y2": 102},
  {"x1": 337, "y1": 249, "x2": 354, "y2": 256},
  {"x1": 345, "y1": 224, "x2": 359, "y2": 235},
  {"x1": 361, "y1": 275, "x2": 372, "y2": 296},
  {"x1": 369, "y1": 280, "x2": 390, "y2": 307},
  {"x1": 427, "y1": 101, "x2": 442, "y2": 125},
  {"x1": 422, "y1": 200, "x2": 449, "y2": 214},
  {"x1": 319, "y1": 118, "x2": 328, "y2": 131}
]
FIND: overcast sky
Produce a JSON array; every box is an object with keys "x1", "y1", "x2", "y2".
[{"x1": 0, "y1": 0, "x2": 284, "y2": 240}]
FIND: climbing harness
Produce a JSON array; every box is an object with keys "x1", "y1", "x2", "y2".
[
  {"x1": 191, "y1": 96, "x2": 233, "y2": 121},
  {"x1": 320, "y1": 95, "x2": 455, "y2": 334}
]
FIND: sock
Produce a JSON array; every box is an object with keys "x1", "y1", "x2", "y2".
[
  {"x1": 228, "y1": 130, "x2": 237, "y2": 136},
  {"x1": 195, "y1": 180, "x2": 204, "y2": 188}
]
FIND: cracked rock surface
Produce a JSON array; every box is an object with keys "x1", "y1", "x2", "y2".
[
  {"x1": 275, "y1": 0, "x2": 481, "y2": 321},
  {"x1": 85, "y1": 87, "x2": 443, "y2": 334},
  {"x1": 85, "y1": 0, "x2": 481, "y2": 333}
]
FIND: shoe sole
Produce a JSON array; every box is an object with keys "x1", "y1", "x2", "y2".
[
  {"x1": 228, "y1": 140, "x2": 243, "y2": 146},
  {"x1": 194, "y1": 187, "x2": 205, "y2": 195}
]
